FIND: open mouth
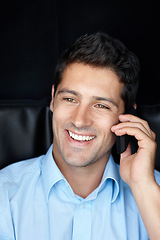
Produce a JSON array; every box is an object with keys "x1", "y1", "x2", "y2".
[{"x1": 68, "y1": 130, "x2": 96, "y2": 142}]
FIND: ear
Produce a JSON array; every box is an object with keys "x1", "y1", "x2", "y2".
[
  {"x1": 50, "y1": 84, "x2": 55, "y2": 112},
  {"x1": 133, "y1": 103, "x2": 137, "y2": 109}
]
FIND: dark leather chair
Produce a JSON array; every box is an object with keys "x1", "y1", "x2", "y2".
[
  {"x1": 0, "y1": 100, "x2": 159, "y2": 172},
  {"x1": 0, "y1": 99, "x2": 53, "y2": 169}
]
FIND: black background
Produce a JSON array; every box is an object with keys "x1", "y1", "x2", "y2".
[{"x1": 1, "y1": 0, "x2": 159, "y2": 105}]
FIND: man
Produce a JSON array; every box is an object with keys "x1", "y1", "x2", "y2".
[{"x1": 0, "y1": 32, "x2": 160, "y2": 239}]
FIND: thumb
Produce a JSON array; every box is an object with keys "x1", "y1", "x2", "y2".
[{"x1": 120, "y1": 143, "x2": 131, "y2": 160}]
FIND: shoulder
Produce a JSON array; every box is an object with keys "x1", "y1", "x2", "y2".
[{"x1": 0, "y1": 155, "x2": 44, "y2": 184}]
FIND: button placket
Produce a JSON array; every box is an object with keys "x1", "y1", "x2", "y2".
[{"x1": 72, "y1": 201, "x2": 92, "y2": 240}]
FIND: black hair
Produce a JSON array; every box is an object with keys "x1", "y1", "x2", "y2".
[{"x1": 54, "y1": 32, "x2": 140, "y2": 111}]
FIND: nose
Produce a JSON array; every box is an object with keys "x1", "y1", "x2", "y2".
[{"x1": 71, "y1": 104, "x2": 93, "y2": 129}]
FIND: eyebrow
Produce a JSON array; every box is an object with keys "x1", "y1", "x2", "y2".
[
  {"x1": 57, "y1": 88, "x2": 118, "y2": 108},
  {"x1": 57, "y1": 89, "x2": 80, "y2": 97}
]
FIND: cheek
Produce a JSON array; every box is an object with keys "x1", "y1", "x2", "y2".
[
  {"x1": 99, "y1": 117, "x2": 117, "y2": 141},
  {"x1": 99, "y1": 115, "x2": 118, "y2": 131},
  {"x1": 52, "y1": 107, "x2": 63, "y2": 136},
  {"x1": 54, "y1": 103, "x2": 74, "y2": 119},
  {"x1": 53, "y1": 105, "x2": 68, "y2": 123},
  {"x1": 52, "y1": 105, "x2": 72, "y2": 138}
]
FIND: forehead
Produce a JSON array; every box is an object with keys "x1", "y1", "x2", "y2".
[{"x1": 58, "y1": 63, "x2": 124, "y2": 100}]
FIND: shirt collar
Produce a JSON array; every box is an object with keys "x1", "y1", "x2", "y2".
[
  {"x1": 42, "y1": 144, "x2": 65, "y2": 202},
  {"x1": 100, "y1": 154, "x2": 120, "y2": 203},
  {"x1": 42, "y1": 145, "x2": 120, "y2": 203}
]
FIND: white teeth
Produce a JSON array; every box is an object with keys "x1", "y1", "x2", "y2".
[{"x1": 68, "y1": 131, "x2": 95, "y2": 141}]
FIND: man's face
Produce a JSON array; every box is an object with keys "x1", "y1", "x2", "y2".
[{"x1": 50, "y1": 63, "x2": 124, "y2": 168}]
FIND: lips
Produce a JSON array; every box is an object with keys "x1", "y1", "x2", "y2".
[{"x1": 68, "y1": 130, "x2": 95, "y2": 142}]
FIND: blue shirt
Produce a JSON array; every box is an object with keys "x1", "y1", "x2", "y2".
[{"x1": 0, "y1": 145, "x2": 160, "y2": 240}]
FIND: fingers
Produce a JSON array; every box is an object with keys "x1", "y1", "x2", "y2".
[
  {"x1": 111, "y1": 114, "x2": 156, "y2": 141},
  {"x1": 120, "y1": 143, "x2": 131, "y2": 159},
  {"x1": 120, "y1": 114, "x2": 155, "y2": 140}
]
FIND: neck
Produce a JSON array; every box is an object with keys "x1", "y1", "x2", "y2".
[
  {"x1": 53, "y1": 152, "x2": 109, "y2": 199},
  {"x1": 65, "y1": 166, "x2": 105, "y2": 198}
]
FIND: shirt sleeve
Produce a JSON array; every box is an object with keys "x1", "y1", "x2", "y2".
[{"x1": 154, "y1": 169, "x2": 160, "y2": 186}]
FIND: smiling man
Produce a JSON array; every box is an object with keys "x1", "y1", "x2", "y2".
[
  {"x1": 50, "y1": 63, "x2": 124, "y2": 198},
  {"x1": 0, "y1": 32, "x2": 160, "y2": 240}
]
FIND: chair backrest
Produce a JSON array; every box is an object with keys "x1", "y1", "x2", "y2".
[{"x1": 0, "y1": 99, "x2": 53, "y2": 169}]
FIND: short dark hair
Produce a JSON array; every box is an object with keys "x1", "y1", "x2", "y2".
[{"x1": 54, "y1": 32, "x2": 140, "y2": 111}]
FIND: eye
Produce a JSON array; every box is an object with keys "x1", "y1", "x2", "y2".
[
  {"x1": 94, "y1": 104, "x2": 110, "y2": 110},
  {"x1": 63, "y1": 97, "x2": 77, "y2": 103}
]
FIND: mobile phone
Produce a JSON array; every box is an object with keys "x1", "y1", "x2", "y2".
[{"x1": 116, "y1": 106, "x2": 136, "y2": 154}]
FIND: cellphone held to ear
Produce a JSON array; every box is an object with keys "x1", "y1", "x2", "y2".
[{"x1": 116, "y1": 106, "x2": 136, "y2": 154}]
